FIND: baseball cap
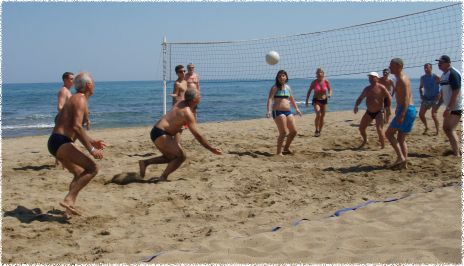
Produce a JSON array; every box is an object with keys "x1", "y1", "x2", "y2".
[
  {"x1": 367, "y1": 72, "x2": 380, "y2": 78},
  {"x1": 435, "y1": 55, "x2": 451, "y2": 63}
]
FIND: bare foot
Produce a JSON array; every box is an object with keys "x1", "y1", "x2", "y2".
[
  {"x1": 282, "y1": 149, "x2": 293, "y2": 155},
  {"x1": 422, "y1": 128, "x2": 428, "y2": 135},
  {"x1": 59, "y1": 202, "x2": 82, "y2": 216},
  {"x1": 139, "y1": 160, "x2": 146, "y2": 178},
  {"x1": 390, "y1": 159, "x2": 406, "y2": 169},
  {"x1": 358, "y1": 140, "x2": 367, "y2": 149},
  {"x1": 275, "y1": 153, "x2": 284, "y2": 157}
]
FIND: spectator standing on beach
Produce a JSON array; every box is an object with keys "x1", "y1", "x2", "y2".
[
  {"x1": 266, "y1": 70, "x2": 302, "y2": 156},
  {"x1": 185, "y1": 63, "x2": 200, "y2": 92},
  {"x1": 170, "y1": 65, "x2": 188, "y2": 106},
  {"x1": 379, "y1": 68, "x2": 395, "y2": 123},
  {"x1": 436, "y1": 55, "x2": 462, "y2": 156},
  {"x1": 305, "y1": 68, "x2": 332, "y2": 137},
  {"x1": 56, "y1": 72, "x2": 74, "y2": 114},
  {"x1": 354, "y1": 72, "x2": 392, "y2": 149},
  {"x1": 139, "y1": 89, "x2": 221, "y2": 181},
  {"x1": 385, "y1": 58, "x2": 417, "y2": 169},
  {"x1": 47, "y1": 72, "x2": 106, "y2": 219},
  {"x1": 418, "y1": 63, "x2": 442, "y2": 135}
]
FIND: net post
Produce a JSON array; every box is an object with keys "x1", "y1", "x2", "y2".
[{"x1": 162, "y1": 36, "x2": 167, "y2": 114}]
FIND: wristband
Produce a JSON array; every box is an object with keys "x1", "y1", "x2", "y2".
[{"x1": 89, "y1": 147, "x2": 96, "y2": 153}]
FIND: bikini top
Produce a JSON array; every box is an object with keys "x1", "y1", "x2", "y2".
[
  {"x1": 314, "y1": 79, "x2": 328, "y2": 93},
  {"x1": 274, "y1": 84, "x2": 291, "y2": 99}
]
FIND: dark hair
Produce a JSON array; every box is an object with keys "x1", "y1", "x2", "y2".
[
  {"x1": 275, "y1": 70, "x2": 288, "y2": 89},
  {"x1": 175, "y1": 65, "x2": 184, "y2": 73},
  {"x1": 383, "y1": 68, "x2": 389, "y2": 73},
  {"x1": 62, "y1": 72, "x2": 73, "y2": 81},
  {"x1": 424, "y1": 63, "x2": 432, "y2": 68}
]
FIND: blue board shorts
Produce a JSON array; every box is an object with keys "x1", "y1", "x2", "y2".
[{"x1": 389, "y1": 105, "x2": 417, "y2": 133}]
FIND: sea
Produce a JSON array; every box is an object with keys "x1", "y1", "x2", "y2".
[{"x1": 2, "y1": 79, "x2": 423, "y2": 138}]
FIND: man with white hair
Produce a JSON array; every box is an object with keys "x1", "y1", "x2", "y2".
[
  {"x1": 47, "y1": 72, "x2": 106, "y2": 218},
  {"x1": 139, "y1": 88, "x2": 221, "y2": 181},
  {"x1": 354, "y1": 72, "x2": 392, "y2": 149}
]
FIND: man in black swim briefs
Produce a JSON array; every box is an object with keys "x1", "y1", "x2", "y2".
[
  {"x1": 354, "y1": 72, "x2": 392, "y2": 149},
  {"x1": 47, "y1": 72, "x2": 106, "y2": 219},
  {"x1": 139, "y1": 88, "x2": 222, "y2": 181}
]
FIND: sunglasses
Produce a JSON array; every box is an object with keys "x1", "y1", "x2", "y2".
[{"x1": 177, "y1": 70, "x2": 186, "y2": 73}]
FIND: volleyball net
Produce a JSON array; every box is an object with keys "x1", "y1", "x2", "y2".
[{"x1": 161, "y1": 3, "x2": 461, "y2": 82}]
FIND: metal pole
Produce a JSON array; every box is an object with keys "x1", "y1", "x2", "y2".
[{"x1": 162, "y1": 36, "x2": 167, "y2": 115}]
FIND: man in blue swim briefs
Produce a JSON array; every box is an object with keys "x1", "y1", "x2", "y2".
[
  {"x1": 386, "y1": 58, "x2": 417, "y2": 169},
  {"x1": 139, "y1": 88, "x2": 222, "y2": 181},
  {"x1": 47, "y1": 72, "x2": 106, "y2": 219}
]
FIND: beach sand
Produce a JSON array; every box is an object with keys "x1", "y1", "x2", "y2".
[{"x1": 2, "y1": 110, "x2": 462, "y2": 263}]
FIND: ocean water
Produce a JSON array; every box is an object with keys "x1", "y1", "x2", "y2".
[{"x1": 2, "y1": 79, "x2": 422, "y2": 138}]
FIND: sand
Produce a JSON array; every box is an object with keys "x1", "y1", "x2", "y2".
[{"x1": 2, "y1": 110, "x2": 462, "y2": 263}]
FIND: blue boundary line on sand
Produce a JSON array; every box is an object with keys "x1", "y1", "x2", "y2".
[{"x1": 140, "y1": 184, "x2": 461, "y2": 262}]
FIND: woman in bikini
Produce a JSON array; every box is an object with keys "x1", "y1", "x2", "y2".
[
  {"x1": 305, "y1": 68, "x2": 333, "y2": 137},
  {"x1": 266, "y1": 70, "x2": 302, "y2": 156}
]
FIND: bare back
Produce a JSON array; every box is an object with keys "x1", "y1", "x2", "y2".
[
  {"x1": 54, "y1": 93, "x2": 88, "y2": 141},
  {"x1": 57, "y1": 86, "x2": 72, "y2": 112},
  {"x1": 394, "y1": 73, "x2": 414, "y2": 107}
]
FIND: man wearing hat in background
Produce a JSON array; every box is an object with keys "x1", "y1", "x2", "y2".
[
  {"x1": 436, "y1": 55, "x2": 462, "y2": 156},
  {"x1": 354, "y1": 71, "x2": 392, "y2": 149}
]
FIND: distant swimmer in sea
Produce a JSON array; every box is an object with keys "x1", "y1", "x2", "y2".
[
  {"x1": 354, "y1": 72, "x2": 392, "y2": 149},
  {"x1": 379, "y1": 68, "x2": 395, "y2": 123},
  {"x1": 139, "y1": 88, "x2": 222, "y2": 181},
  {"x1": 418, "y1": 63, "x2": 442, "y2": 135},
  {"x1": 305, "y1": 68, "x2": 332, "y2": 137},
  {"x1": 386, "y1": 58, "x2": 417, "y2": 169},
  {"x1": 47, "y1": 72, "x2": 106, "y2": 219},
  {"x1": 266, "y1": 70, "x2": 302, "y2": 156}
]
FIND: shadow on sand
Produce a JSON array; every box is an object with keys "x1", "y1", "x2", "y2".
[
  {"x1": 106, "y1": 172, "x2": 162, "y2": 185},
  {"x1": 3, "y1": 205, "x2": 69, "y2": 224}
]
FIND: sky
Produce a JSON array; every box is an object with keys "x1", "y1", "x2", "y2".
[{"x1": 2, "y1": 0, "x2": 457, "y2": 84}]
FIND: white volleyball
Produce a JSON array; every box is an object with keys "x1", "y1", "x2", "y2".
[{"x1": 265, "y1": 50, "x2": 280, "y2": 65}]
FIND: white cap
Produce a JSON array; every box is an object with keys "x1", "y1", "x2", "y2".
[{"x1": 367, "y1": 72, "x2": 380, "y2": 78}]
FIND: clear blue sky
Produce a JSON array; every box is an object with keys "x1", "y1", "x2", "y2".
[{"x1": 3, "y1": 1, "x2": 453, "y2": 83}]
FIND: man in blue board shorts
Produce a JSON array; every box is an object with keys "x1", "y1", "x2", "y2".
[{"x1": 386, "y1": 58, "x2": 417, "y2": 169}]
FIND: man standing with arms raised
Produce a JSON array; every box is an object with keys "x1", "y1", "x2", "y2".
[
  {"x1": 47, "y1": 72, "x2": 106, "y2": 218},
  {"x1": 385, "y1": 58, "x2": 417, "y2": 169},
  {"x1": 436, "y1": 55, "x2": 462, "y2": 156}
]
